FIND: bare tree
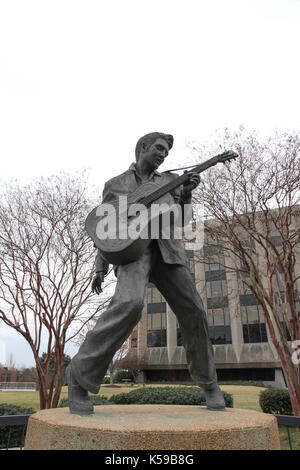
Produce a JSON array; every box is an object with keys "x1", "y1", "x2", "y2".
[
  {"x1": 6, "y1": 353, "x2": 16, "y2": 369},
  {"x1": 191, "y1": 128, "x2": 300, "y2": 415},
  {"x1": 72, "y1": 267, "x2": 116, "y2": 384},
  {"x1": 0, "y1": 172, "x2": 108, "y2": 409},
  {"x1": 120, "y1": 346, "x2": 147, "y2": 384}
]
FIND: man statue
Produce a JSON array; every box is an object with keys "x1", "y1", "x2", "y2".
[{"x1": 66, "y1": 132, "x2": 225, "y2": 414}]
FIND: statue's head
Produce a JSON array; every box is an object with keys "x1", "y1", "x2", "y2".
[{"x1": 135, "y1": 132, "x2": 174, "y2": 162}]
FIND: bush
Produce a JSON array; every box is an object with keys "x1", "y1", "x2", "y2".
[
  {"x1": 0, "y1": 404, "x2": 35, "y2": 449},
  {"x1": 59, "y1": 395, "x2": 108, "y2": 408},
  {"x1": 58, "y1": 386, "x2": 233, "y2": 409},
  {"x1": 113, "y1": 370, "x2": 134, "y2": 383},
  {"x1": 109, "y1": 386, "x2": 233, "y2": 407},
  {"x1": 102, "y1": 377, "x2": 111, "y2": 384},
  {"x1": 259, "y1": 388, "x2": 293, "y2": 415}
]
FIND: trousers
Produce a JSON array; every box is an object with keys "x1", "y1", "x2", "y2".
[{"x1": 71, "y1": 242, "x2": 217, "y2": 393}]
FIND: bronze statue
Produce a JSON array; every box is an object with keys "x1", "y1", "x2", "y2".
[{"x1": 66, "y1": 132, "x2": 236, "y2": 414}]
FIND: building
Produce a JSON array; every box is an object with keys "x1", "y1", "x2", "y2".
[
  {"x1": 0, "y1": 367, "x2": 18, "y2": 384},
  {"x1": 130, "y1": 217, "x2": 300, "y2": 389}
]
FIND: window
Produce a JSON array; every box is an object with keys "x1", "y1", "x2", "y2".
[
  {"x1": 147, "y1": 286, "x2": 165, "y2": 304},
  {"x1": 207, "y1": 307, "x2": 232, "y2": 345},
  {"x1": 206, "y1": 280, "x2": 228, "y2": 298},
  {"x1": 147, "y1": 302, "x2": 167, "y2": 313},
  {"x1": 176, "y1": 318, "x2": 183, "y2": 346},
  {"x1": 203, "y1": 244, "x2": 225, "y2": 272},
  {"x1": 241, "y1": 304, "x2": 268, "y2": 343},
  {"x1": 147, "y1": 312, "x2": 167, "y2": 347},
  {"x1": 205, "y1": 268, "x2": 228, "y2": 300},
  {"x1": 176, "y1": 317, "x2": 232, "y2": 347},
  {"x1": 205, "y1": 269, "x2": 226, "y2": 282},
  {"x1": 147, "y1": 286, "x2": 167, "y2": 347},
  {"x1": 185, "y1": 249, "x2": 195, "y2": 280},
  {"x1": 267, "y1": 235, "x2": 283, "y2": 247},
  {"x1": 281, "y1": 321, "x2": 291, "y2": 341},
  {"x1": 240, "y1": 294, "x2": 259, "y2": 306},
  {"x1": 204, "y1": 259, "x2": 231, "y2": 344}
]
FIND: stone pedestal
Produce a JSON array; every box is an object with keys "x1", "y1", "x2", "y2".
[{"x1": 24, "y1": 405, "x2": 280, "y2": 450}]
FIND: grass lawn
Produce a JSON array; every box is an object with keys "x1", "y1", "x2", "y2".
[
  {"x1": 0, "y1": 383, "x2": 267, "y2": 411},
  {"x1": 1, "y1": 383, "x2": 299, "y2": 450}
]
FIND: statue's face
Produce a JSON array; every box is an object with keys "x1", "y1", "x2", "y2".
[{"x1": 140, "y1": 138, "x2": 169, "y2": 170}]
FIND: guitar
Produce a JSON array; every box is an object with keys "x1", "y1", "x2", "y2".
[{"x1": 85, "y1": 150, "x2": 238, "y2": 265}]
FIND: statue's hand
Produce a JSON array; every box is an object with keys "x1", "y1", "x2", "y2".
[
  {"x1": 91, "y1": 272, "x2": 105, "y2": 295},
  {"x1": 182, "y1": 172, "x2": 201, "y2": 198}
]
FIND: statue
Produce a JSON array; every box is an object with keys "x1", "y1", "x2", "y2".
[{"x1": 66, "y1": 132, "x2": 231, "y2": 414}]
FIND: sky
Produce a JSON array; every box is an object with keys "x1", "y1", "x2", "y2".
[{"x1": 0, "y1": 0, "x2": 300, "y2": 368}]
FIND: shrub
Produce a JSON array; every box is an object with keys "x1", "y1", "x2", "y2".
[
  {"x1": 109, "y1": 386, "x2": 233, "y2": 407},
  {"x1": 102, "y1": 377, "x2": 111, "y2": 384},
  {"x1": 113, "y1": 370, "x2": 134, "y2": 383},
  {"x1": 0, "y1": 404, "x2": 35, "y2": 449},
  {"x1": 58, "y1": 395, "x2": 108, "y2": 408},
  {"x1": 259, "y1": 388, "x2": 293, "y2": 415},
  {"x1": 58, "y1": 386, "x2": 233, "y2": 408}
]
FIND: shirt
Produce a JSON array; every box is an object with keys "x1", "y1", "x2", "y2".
[{"x1": 95, "y1": 162, "x2": 192, "y2": 274}]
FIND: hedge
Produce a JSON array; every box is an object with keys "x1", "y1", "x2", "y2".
[
  {"x1": 109, "y1": 387, "x2": 233, "y2": 407},
  {"x1": 259, "y1": 388, "x2": 293, "y2": 415},
  {"x1": 59, "y1": 395, "x2": 108, "y2": 407},
  {"x1": 0, "y1": 404, "x2": 35, "y2": 449},
  {"x1": 59, "y1": 386, "x2": 233, "y2": 408}
]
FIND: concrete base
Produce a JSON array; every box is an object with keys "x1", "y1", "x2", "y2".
[{"x1": 24, "y1": 405, "x2": 280, "y2": 450}]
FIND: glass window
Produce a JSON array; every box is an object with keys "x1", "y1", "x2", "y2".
[
  {"x1": 281, "y1": 321, "x2": 291, "y2": 341},
  {"x1": 241, "y1": 305, "x2": 268, "y2": 343},
  {"x1": 147, "y1": 312, "x2": 167, "y2": 347},
  {"x1": 177, "y1": 328, "x2": 182, "y2": 346},
  {"x1": 209, "y1": 325, "x2": 232, "y2": 345},
  {"x1": 147, "y1": 329, "x2": 167, "y2": 347},
  {"x1": 211, "y1": 280, "x2": 222, "y2": 297},
  {"x1": 207, "y1": 296, "x2": 228, "y2": 309},
  {"x1": 207, "y1": 310, "x2": 214, "y2": 326},
  {"x1": 152, "y1": 313, "x2": 162, "y2": 330},
  {"x1": 247, "y1": 305, "x2": 260, "y2": 323},
  {"x1": 213, "y1": 308, "x2": 226, "y2": 326},
  {"x1": 243, "y1": 323, "x2": 268, "y2": 343},
  {"x1": 147, "y1": 302, "x2": 167, "y2": 313},
  {"x1": 203, "y1": 244, "x2": 225, "y2": 272},
  {"x1": 206, "y1": 281, "x2": 212, "y2": 298},
  {"x1": 152, "y1": 288, "x2": 163, "y2": 303},
  {"x1": 207, "y1": 306, "x2": 232, "y2": 344}
]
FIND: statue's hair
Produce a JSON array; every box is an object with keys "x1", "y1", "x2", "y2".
[{"x1": 135, "y1": 132, "x2": 174, "y2": 161}]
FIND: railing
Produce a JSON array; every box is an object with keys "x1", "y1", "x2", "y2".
[
  {"x1": 275, "y1": 415, "x2": 300, "y2": 450},
  {"x1": 0, "y1": 382, "x2": 36, "y2": 391},
  {"x1": 0, "y1": 415, "x2": 31, "y2": 450}
]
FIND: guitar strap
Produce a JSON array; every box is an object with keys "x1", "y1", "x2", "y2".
[{"x1": 164, "y1": 163, "x2": 199, "y2": 173}]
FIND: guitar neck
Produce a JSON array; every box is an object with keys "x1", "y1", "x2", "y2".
[{"x1": 141, "y1": 154, "x2": 221, "y2": 206}]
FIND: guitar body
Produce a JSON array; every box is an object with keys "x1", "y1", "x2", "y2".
[
  {"x1": 85, "y1": 182, "x2": 175, "y2": 265},
  {"x1": 85, "y1": 150, "x2": 238, "y2": 266}
]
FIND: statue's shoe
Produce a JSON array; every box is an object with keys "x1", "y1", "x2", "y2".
[
  {"x1": 66, "y1": 365, "x2": 94, "y2": 415},
  {"x1": 203, "y1": 384, "x2": 226, "y2": 411}
]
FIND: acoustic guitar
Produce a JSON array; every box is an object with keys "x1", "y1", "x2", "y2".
[{"x1": 85, "y1": 150, "x2": 238, "y2": 265}]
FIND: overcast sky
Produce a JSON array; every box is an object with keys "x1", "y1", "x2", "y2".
[{"x1": 1, "y1": 0, "x2": 300, "y2": 368}]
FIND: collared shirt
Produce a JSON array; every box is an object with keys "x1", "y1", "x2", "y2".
[
  {"x1": 128, "y1": 162, "x2": 161, "y2": 182},
  {"x1": 95, "y1": 163, "x2": 192, "y2": 273}
]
